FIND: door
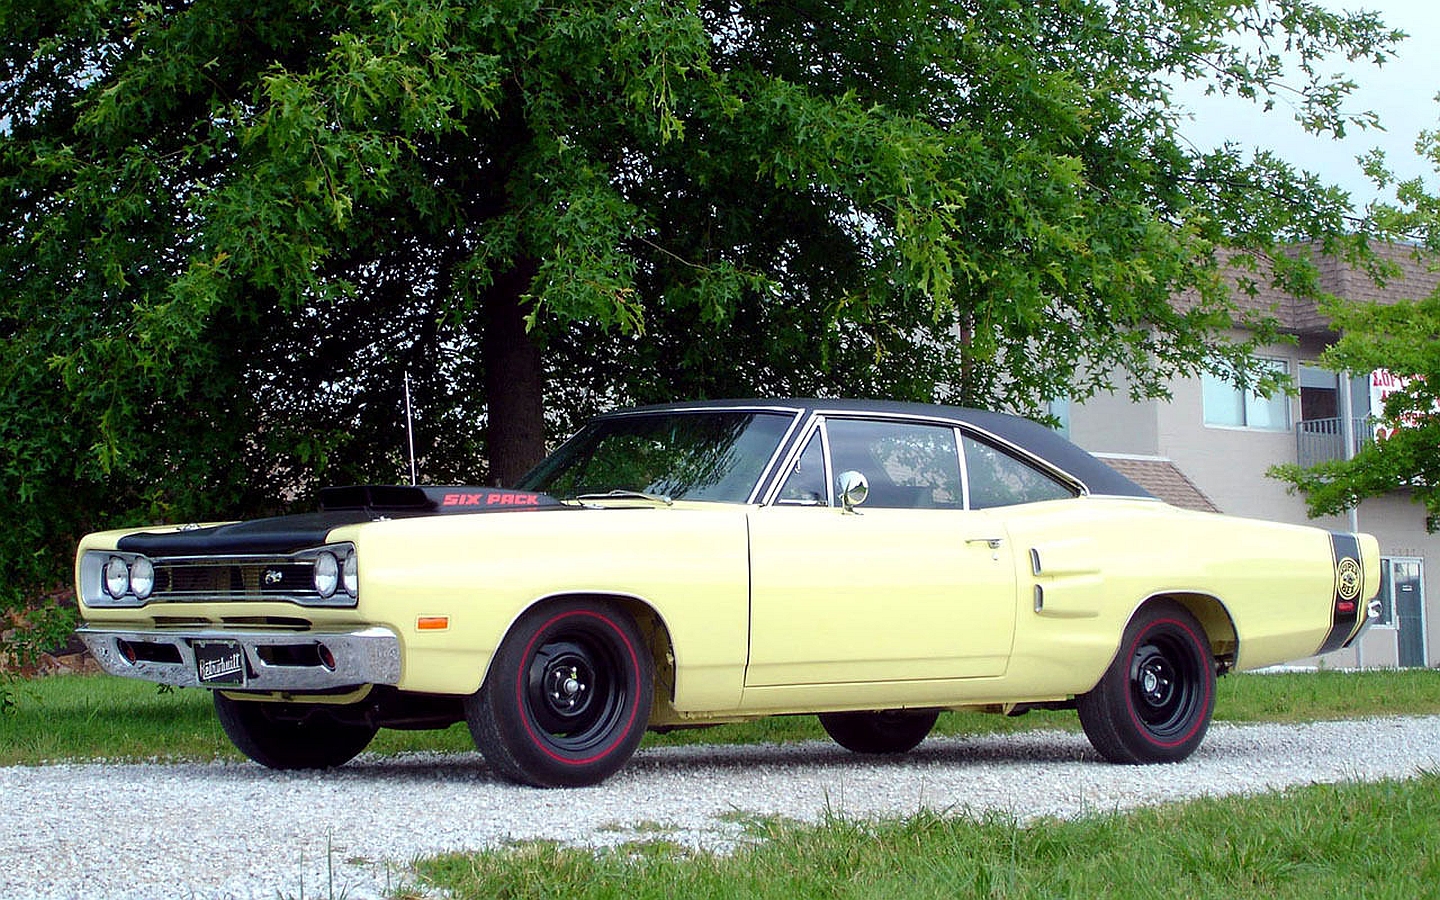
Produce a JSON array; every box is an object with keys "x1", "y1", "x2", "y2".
[
  {"x1": 1393, "y1": 559, "x2": 1427, "y2": 668},
  {"x1": 745, "y1": 505, "x2": 1018, "y2": 685},
  {"x1": 744, "y1": 416, "x2": 1019, "y2": 686}
]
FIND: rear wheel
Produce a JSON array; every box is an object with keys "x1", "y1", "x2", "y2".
[
  {"x1": 818, "y1": 709, "x2": 940, "y2": 755},
  {"x1": 465, "y1": 599, "x2": 653, "y2": 787},
  {"x1": 1077, "y1": 601, "x2": 1216, "y2": 764},
  {"x1": 214, "y1": 694, "x2": 378, "y2": 769}
]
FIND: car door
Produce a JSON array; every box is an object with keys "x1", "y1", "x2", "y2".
[{"x1": 745, "y1": 416, "x2": 1019, "y2": 687}]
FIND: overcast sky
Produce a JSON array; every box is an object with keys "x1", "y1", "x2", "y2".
[{"x1": 1174, "y1": 0, "x2": 1440, "y2": 211}]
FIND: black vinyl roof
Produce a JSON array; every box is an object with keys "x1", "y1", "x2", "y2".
[{"x1": 605, "y1": 398, "x2": 1155, "y2": 501}]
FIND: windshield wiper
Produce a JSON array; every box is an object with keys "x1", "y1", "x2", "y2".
[{"x1": 571, "y1": 490, "x2": 674, "y2": 506}]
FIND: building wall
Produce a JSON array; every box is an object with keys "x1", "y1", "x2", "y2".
[{"x1": 1067, "y1": 386, "x2": 1160, "y2": 457}]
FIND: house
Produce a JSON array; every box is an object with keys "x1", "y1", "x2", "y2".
[{"x1": 1065, "y1": 243, "x2": 1439, "y2": 669}]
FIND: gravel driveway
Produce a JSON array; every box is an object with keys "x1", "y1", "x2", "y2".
[{"x1": 5, "y1": 716, "x2": 1439, "y2": 900}]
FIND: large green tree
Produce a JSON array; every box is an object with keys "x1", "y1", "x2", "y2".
[
  {"x1": 1273, "y1": 126, "x2": 1440, "y2": 523},
  {"x1": 0, "y1": 0, "x2": 1402, "y2": 658}
]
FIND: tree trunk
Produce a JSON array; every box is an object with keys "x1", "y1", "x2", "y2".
[{"x1": 484, "y1": 259, "x2": 547, "y2": 486}]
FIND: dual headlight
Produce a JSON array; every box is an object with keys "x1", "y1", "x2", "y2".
[
  {"x1": 102, "y1": 555, "x2": 155, "y2": 601},
  {"x1": 313, "y1": 547, "x2": 359, "y2": 600}
]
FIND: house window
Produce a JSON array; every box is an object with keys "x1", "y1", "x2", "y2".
[
  {"x1": 1047, "y1": 398, "x2": 1071, "y2": 438},
  {"x1": 1201, "y1": 358, "x2": 1289, "y2": 430},
  {"x1": 1298, "y1": 365, "x2": 1339, "y2": 421}
]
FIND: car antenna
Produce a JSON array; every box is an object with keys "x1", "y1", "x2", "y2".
[{"x1": 404, "y1": 369, "x2": 418, "y2": 486}]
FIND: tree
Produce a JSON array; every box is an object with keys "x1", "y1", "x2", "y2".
[
  {"x1": 1272, "y1": 126, "x2": 1440, "y2": 522},
  {"x1": 0, "y1": 0, "x2": 1404, "y2": 662}
]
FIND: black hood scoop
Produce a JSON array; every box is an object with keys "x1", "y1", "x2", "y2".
[{"x1": 116, "y1": 486, "x2": 560, "y2": 556}]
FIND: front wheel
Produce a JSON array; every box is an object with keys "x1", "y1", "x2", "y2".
[
  {"x1": 818, "y1": 709, "x2": 940, "y2": 754},
  {"x1": 465, "y1": 599, "x2": 654, "y2": 787},
  {"x1": 1077, "y1": 601, "x2": 1216, "y2": 764},
  {"x1": 214, "y1": 694, "x2": 378, "y2": 770}
]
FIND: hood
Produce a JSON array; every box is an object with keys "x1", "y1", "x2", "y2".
[{"x1": 115, "y1": 486, "x2": 561, "y2": 556}]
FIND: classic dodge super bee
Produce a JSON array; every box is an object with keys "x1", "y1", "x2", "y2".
[{"x1": 75, "y1": 399, "x2": 1379, "y2": 786}]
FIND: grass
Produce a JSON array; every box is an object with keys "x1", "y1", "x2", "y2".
[
  {"x1": 2, "y1": 667, "x2": 1439, "y2": 766},
  {"x1": 404, "y1": 773, "x2": 1440, "y2": 900}
]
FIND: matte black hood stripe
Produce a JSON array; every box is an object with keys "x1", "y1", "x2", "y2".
[{"x1": 118, "y1": 511, "x2": 379, "y2": 556}]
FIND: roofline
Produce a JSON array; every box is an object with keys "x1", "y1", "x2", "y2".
[{"x1": 596, "y1": 398, "x2": 1155, "y2": 501}]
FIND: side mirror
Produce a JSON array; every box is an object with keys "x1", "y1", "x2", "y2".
[{"x1": 836, "y1": 470, "x2": 869, "y2": 512}]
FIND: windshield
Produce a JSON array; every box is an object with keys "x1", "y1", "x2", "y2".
[{"x1": 517, "y1": 410, "x2": 796, "y2": 503}]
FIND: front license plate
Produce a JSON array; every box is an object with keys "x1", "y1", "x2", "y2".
[{"x1": 194, "y1": 640, "x2": 247, "y2": 686}]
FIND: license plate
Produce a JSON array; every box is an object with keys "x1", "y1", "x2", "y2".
[{"x1": 194, "y1": 640, "x2": 247, "y2": 686}]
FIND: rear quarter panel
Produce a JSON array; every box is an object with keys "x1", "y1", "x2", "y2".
[{"x1": 1000, "y1": 498, "x2": 1349, "y2": 697}]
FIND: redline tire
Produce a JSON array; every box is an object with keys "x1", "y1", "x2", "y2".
[
  {"x1": 213, "y1": 694, "x2": 377, "y2": 770},
  {"x1": 465, "y1": 599, "x2": 654, "y2": 788},
  {"x1": 818, "y1": 709, "x2": 940, "y2": 755},
  {"x1": 1077, "y1": 601, "x2": 1216, "y2": 764}
]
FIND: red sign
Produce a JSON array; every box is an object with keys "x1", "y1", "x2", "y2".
[{"x1": 1369, "y1": 369, "x2": 1436, "y2": 440}]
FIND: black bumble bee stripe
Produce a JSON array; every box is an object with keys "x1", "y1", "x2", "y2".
[{"x1": 1315, "y1": 532, "x2": 1365, "y2": 655}]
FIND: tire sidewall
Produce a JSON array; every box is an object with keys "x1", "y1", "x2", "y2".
[
  {"x1": 214, "y1": 693, "x2": 377, "y2": 770},
  {"x1": 477, "y1": 600, "x2": 653, "y2": 787},
  {"x1": 1113, "y1": 606, "x2": 1215, "y2": 762},
  {"x1": 818, "y1": 709, "x2": 939, "y2": 755}
]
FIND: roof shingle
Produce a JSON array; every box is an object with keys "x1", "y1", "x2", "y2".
[{"x1": 1093, "y1": 455, "x2": 1221, "y2": 513}]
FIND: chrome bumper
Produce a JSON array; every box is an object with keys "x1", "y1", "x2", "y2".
[{"x1": 77, "y1": 625, "x2": 402, "y2": 691}]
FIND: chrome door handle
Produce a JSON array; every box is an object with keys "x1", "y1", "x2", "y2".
[{"x1": 966, "y1": 537, "x2": 1004, "y2": 550}]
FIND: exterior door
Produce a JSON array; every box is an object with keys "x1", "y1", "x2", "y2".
[
  {"x1": 745, "y1": 505, "x2": 1018, "y2": 685},
  {"x1": 744, "y1": 415, "x2": 1019, "y2": 687},
  {"x1": 1393, "y1": 559, "x2": 1427, "y2": 668}
]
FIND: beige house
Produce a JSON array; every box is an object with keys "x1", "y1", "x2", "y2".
[{"x1": 1065, "y1": 244, "x2": 1440, "y2": 668}]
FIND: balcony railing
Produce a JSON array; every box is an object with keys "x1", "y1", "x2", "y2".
[{"x1": 1296, "y1": 417, "x2": 1372, "y2": 467}]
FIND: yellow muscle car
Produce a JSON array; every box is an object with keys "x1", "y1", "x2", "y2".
[{"x1": 74, "y1": 400, "x2": 1379, "y2": 787}]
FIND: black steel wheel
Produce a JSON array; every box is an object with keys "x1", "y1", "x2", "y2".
[
  {"x1": 465, "y1": 599, "x2": 653, "y2": 787},
  {"x1": 818, "y1": 709, "x2": 940, "y2": 755},
  {"x1": 1077, "y1": 600, "x2": 1216, "y2": 764},
  {"x1": 213, "y1": 693, "x2": 377, "y2": 770}
]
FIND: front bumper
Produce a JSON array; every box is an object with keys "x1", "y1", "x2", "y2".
[{"x1": 77, "y1": 625, "x2": 402, "y2": 691}]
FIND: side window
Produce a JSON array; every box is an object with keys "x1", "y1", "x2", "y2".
[
  {"x1": 962, "y1": 434, "x2": 1075, "y2": 509},
  {"x1": 776, "y1": 432, "x2": 828, "y2": 505},
  {"x1": 825, "y1": 419, "x2": 962, "y2": 509}
]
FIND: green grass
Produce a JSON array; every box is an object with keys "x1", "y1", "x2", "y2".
[
  {"x1": 405, "y1": 774, "x2": 1440, "y2": 900},
  {"x1": 0, "y1": 675, "x2": 478, "y2": 765},
  {"x1": 2, "y1": 667, "x2": 1439, "y2": 766}
]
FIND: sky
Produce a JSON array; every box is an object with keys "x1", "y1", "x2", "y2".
[{"x1": 1175, "y1": 0, "x2": 1440, "y2": 210}]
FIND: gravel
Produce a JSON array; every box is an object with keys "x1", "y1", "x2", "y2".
[{"x1": 4, "y1": 716, "x2": 1439, "y2": 900}]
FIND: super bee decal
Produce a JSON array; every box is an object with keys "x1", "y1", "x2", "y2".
[
  {"x1": 1336, "y1": 556, "x2": 1363, "y2": 604},
  {"x1": 1316, "y1": 532, "x2": 1366, "y2": 655}
]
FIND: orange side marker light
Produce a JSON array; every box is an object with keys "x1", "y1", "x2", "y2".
[{"x1": 417, "y1": 616, "x2": 450, "y2": 631}]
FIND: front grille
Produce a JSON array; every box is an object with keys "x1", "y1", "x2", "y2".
[
  {"x1": 145, "y1": 552, "x2": 356, "y2": 608},
  {"x1": 156, "y1": 560, "x2": 317, "y2": 599}
]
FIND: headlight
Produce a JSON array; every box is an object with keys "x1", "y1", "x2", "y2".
[
  {"x1": 104, "y1": 556, "x2": 131, "y2": 598},
  {"x1": 340, "y1": 550, "x2": 359, "y2": 599},
  {"x1": 129, "y1": 556, "x2": 155, "y2": 600},
  {"x1": 313, "y1": 551, "x2": 339, "y2": 598}
]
